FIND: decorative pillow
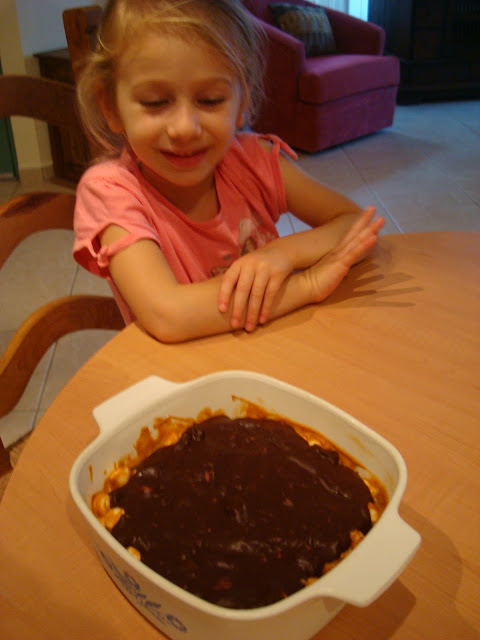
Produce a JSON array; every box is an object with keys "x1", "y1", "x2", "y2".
[{"x1": 269, "y1": 3, "x2": 336, "y2": 57}]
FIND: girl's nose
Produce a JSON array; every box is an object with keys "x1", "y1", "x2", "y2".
[{"x1": 166, "y1": 101, "x2": 201, "y2": 141}]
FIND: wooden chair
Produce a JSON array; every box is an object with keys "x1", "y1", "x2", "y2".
[
  {"x1": 0, "y1": 437, "x2": 12, "y2": 476},
  {"x1": 63, "y1": 5, "x2": 103, "y2": 84},
  {"x1": 0, "y1": 75, "x2": 124, "y2": 470}
]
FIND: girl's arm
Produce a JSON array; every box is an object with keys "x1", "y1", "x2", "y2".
[
  {"x1": 102, "y1": 210, "x2": 382, "y2": 342},
  {"x1": 279, "y1": 150, "x2": 363, "y2": 228},
  {"x1": 218, "y1": 148, "x2": 383, "y2": 328},
  {"x1": 257, "y1": 149, "x2": 372, "y2": 267}
]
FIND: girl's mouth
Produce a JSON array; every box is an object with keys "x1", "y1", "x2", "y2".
[{"x1": 161, "y1": 149, "x2": 207, "y2": 169}]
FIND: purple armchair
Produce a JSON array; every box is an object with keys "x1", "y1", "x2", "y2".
[{"x1": 243, "y1": 0, "x2": 400, "y2": 152}]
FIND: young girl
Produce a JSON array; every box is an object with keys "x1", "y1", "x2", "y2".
[{"x1": 73, "y1": 0, "x2": 384, "y2": 343}]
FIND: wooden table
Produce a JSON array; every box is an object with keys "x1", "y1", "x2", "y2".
[{"x1": 1, "y1": 232, "x2": 479, "y2": 640}]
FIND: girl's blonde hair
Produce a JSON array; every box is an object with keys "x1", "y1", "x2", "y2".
[{"x1": 77, "y1": 0, "x2": 266, "y2": 159}]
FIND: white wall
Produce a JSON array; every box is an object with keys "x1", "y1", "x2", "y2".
[
  {"x1": 16, "y1": 0, "x2": 106, "y2": 56},
  {"x1": 0, "y1": 0, "x2": 45, "y2": 174}
]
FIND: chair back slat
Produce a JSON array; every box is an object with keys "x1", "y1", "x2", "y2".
[
  {"x1": 63, "y1": 5, "x2": 103, "y2": 82},
  {"x1": 0, "y1": 75, "x2": 79, "y2": 129}
]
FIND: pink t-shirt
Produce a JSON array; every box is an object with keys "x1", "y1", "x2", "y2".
[{"x1": 73, "y1": 132, "x2": 297, "y2": 323}]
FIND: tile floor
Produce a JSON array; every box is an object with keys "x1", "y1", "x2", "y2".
[{"x1": 1, "y1": 99, "x2": 479, "y2": 447}]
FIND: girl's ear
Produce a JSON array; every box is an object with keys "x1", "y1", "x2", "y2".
[
  {"x1": 97, "y1": 86, "x2": 124, "y2": 134},
  {"x1": 236, "y1": 109, "x2": 246, "y2": 130},
  {"x1": 236, "y1": 94, "x2": 249, "y2": 130}
]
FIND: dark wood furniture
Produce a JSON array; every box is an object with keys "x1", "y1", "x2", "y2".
[
  {"x1": 62, "y1": 4, "x2": 103, "y2": 84},
  {"x1": 0, "y1": 437, "x2": 12, "y2": 478},
  {"x1": 35, "y1": 49, "x2": 90, "y2": 183},
  {"x1": 35, "y1": 5, "x2": 103, "y2": 182},
  {"x1": 368, "y1": 0, "x2": 480, "y2": 103}
]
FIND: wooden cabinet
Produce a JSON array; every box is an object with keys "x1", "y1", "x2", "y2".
[
  {"x1": 368, "y1": 0, "x2": 480, "y2": 103},
  {"x1": 35, "y1": 49, "x2": 90, "y2": 183}
]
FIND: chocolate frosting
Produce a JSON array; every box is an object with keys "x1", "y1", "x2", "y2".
[{"x1": 110, "y1": 416, "x2": 373, "y2": 609}]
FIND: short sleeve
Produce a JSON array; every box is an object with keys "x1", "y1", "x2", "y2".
[
  {"x1": 73, "y1": 165, "x2": 159, "y2": 277},
  {"x1": 219, "y1": 133, "x2": 297, "y2": 225}
]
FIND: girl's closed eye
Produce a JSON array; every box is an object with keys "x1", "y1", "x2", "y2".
[
  {"x1": 138, "y1": 96, "x2": 225, "y2": 108},
  {"x1": 198, "y1": 96, "x2": 225, "y2": 107},
  {"x1": 139, "y1": 98, "x2": 169, "y2": 108},
  {"x1": 198, "y1": 97, "x2": 225, "y2": 109}
]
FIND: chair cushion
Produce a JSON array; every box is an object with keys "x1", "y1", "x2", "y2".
[
  {"x1": 245, "y1": 0, "x2": 307, "y2": 23},
  {"x1": 299, "y1": 54, "x2": 400, "y2": 104},
  {"x1": 269, "y1": 3, "x2": 336, "y2": 56}
]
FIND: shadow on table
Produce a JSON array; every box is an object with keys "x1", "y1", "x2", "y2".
[
  {"x1": 324, "y1": 258, "x2": 424, "y2": 309},
  {"x1": 313, "y1": 502, "x2": 477, "y2": 640}
]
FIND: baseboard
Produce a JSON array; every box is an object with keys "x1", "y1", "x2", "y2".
[{"x1": 18, "y1": 164, "x2": 54, "y2": 189}]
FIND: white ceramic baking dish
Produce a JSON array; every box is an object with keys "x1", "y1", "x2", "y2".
[{"x1": 70, "y1": 370, "x2": 420, "y2": 640}]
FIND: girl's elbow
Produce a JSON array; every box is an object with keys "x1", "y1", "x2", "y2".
[
  {"x1": 136, "y1": 308, "x2": 191, "y2": 344},
  {"x1": 148, "y1": 327, "x2": 186, "y2": 343}
]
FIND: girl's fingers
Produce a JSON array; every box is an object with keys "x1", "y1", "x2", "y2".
[
  {"x1": 334, "y1": 211, "x2": 384, "y2": 265},
  {"x1": 258, "y1": 276, "x2": 282, "y2": 325},
  {"x1": 243, "y1": 272, "x2": 270, "y2": 331},
  {"x1": 229, "y1": 268, "x2": 257, "y2": 328},
  {"x1": 222, "y1": 210, "x2": 384, "y2": 331},
  {"x1": 220, "y1": 257, "x2": 288, "y2": 330},
  {"x1": 339, "y1": 207, "x2": 377, "y2": 248},
  {"x1": 220, "y1": 262, "x2": 272, "y2": 331},
  {"x1": 337, "y1": 218, "x2": 383, "y2": 265},
  {"x1": 218, "y1": 264, "x2": 240, "y2": 313}
]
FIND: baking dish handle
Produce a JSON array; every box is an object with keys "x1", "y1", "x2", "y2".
[
  {"x1": 93, "y1": 376, "x2": 180, "y2": 436},
  {"x1": 318, "y1": 511, "x2": 421, "y2": 607}
]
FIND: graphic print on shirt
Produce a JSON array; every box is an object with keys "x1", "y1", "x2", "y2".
[{"x1": 209, "y1": 216, "x2": 277, "y2": 277}]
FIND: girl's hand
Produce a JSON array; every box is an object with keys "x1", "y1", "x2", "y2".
[
  {"x1": 305, "y1": 208, "x2": 385, "y2": 303},
  {"x1": 218, "y1": 244, "x2": 294, "y2": 331}
]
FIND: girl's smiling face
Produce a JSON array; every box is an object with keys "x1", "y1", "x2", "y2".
[{"x1": 101, "y1": 31, "x2": 245, "y2": 205}]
